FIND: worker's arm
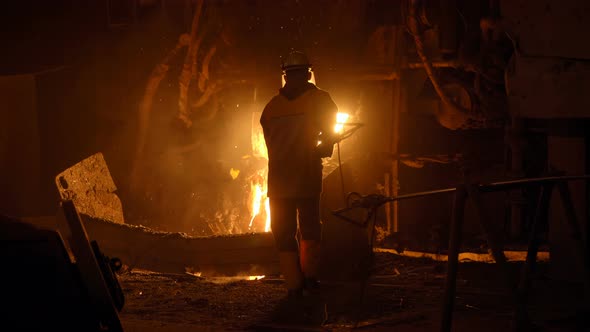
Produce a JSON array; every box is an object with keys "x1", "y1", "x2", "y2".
[{"x1": 315, "y1": 91, "x2": 338, "y2": 158}]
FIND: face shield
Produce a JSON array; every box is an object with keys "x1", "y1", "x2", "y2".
[{"x1": 281, "y1": 68, "x2": 316, "y2": 87}]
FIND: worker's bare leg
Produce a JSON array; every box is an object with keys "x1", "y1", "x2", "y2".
[
  {"x1": 270, "y1": 197, "x2": 304, "y2": 296},
  {"x1": 297, "y1": 197, "x2": 322, "y2": 294}
]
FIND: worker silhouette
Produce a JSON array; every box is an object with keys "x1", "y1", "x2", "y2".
[{"x1": 261, "y1": 51, "x2": 338, "y2": 300}]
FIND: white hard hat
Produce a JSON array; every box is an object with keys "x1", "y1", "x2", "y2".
[{"x1": 281, "y1": 51, "x2": 312, "y2": 71}]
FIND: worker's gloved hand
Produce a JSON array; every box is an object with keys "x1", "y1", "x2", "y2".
[
  {"x1": 316, "y1": 132, "x2": 338, "y2": 158},
  {"x1": 316, "y1": 142, "x2": 334, "y2": 158}
]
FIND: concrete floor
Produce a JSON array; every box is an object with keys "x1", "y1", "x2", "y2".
[{"x1": 117, "y1": 253, "x2": 589, "y2": 331}]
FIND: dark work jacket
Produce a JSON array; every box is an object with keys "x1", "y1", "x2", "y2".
[{"x1": 261, "y1": 82, "x2": 338, "y2": 198}]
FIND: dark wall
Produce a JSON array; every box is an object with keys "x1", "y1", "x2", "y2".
[
  {"x1": 0, "y1": 0, "x2": 393, "y2": 223},
  {"x1": 0, "y1": 75, "x2": 41, "y2": 216},
  {"x1": 1, "y1": 0, "x2": 183, "y2": 215},
  {"x1": 0, "y1": 0, "x2": 102, "y2": 75},
  {"x1": 398, "y1": 85, "x2": 507, "y2": 249}
]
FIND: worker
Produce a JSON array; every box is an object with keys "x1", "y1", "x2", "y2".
[{"x1": 261, "y1": 50, "x2": 338, "y2": 299}]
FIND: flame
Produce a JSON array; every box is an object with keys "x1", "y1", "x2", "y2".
[
  {"x1": 334, "y1": 112, "x2": 349, "y2": 134},
  {"x1": 263, "y1": 198, "x2": 270, "y2": 232},
  {"x1": 248, "y1": 183, "x2": 264, "y2": 227},
  {"x1": 250, "y1": 113, "x2": 271, "y2": 232}
]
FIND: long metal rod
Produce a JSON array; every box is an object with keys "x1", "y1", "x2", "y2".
[
  {"x1": 390, "y1": 77, "x2": 401, "y2": 233},
  {"x1": 332, "y1": 174, "x2": 590, "y2": 332},
  {"x1": 333, "y1": 175, "x2": 590, "y2": 225},
  {"x1": 556, "y1": 182, "x2": 590, "y2": 312},
  {"x1": 479, "y1": 175, "x2": 590, "y2": 192},
  {"x1": 383, "y1": 175, "x2": 590, "y2": 203},
  {"x1": 441, "y1": 187, "x2": 467, "y2": 332},
  {"x1": 465, "y1": 183, "x2": 508, "y2": 267},
  {"x1": 382, "y1": 188, "x2": 458, "y2": 203},
  {"x1": 514, "y1": 184, "x2": 553, "y2": 330},
  {"x1": 331, "y1": 187, "x2": 456, "y2": 216}
]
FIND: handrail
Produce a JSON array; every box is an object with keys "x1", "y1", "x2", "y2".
[
  {"x1": 333, "y1": 175, "x2": 590, "y2": 219},
  {"x1": 331, "y1": 174, "x2": 590, "y2": 332}
]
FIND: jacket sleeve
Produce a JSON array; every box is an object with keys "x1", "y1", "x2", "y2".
[
  {"x1": 260, "y1": 98, "x2": 273, "y2": 141},
  {"x1": 315, "y1": 91, "x2": 339, "y2": 157}
]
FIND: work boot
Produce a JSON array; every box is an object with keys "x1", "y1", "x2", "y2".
[
  {"x1": 299, "y1": 240, "x2": 321, "y2": 296},
  {"x1": 278, "y1": 251, "x2": 304, "y2": 294},
  {"x1": 271, "y1": 252, "x2": 305, "y2": 323}
]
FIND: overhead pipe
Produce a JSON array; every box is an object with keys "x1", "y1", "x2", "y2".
[{"x1": 407, "y1": 0, "x2": 482, "y2": 128}]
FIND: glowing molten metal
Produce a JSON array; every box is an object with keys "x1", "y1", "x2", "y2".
[
  {"x1": 334, "y1": 112, "x2": 349, "y2": 134},
  {"x1": 250, "y1": 114, "x2": 271, "y2": 232}
]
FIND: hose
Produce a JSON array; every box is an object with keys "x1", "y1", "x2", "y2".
[{"x1": 407, "y1": 0, "x2": 476, "y2": 118}]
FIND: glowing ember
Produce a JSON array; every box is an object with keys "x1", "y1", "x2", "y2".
[
  {"x1": 250, "y1": 113, "x2": 271, "y2": 232},
  {"x1": 247, "y1": 275, "x2": 265, "y2": 281},
  {"x1": 229, "y1": 167, "x2": 240, "y2": 180}
]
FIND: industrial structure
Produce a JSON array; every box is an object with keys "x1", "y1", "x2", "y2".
[{"x1": 1, "y1": 1, "x2": 589, "y2": 331}]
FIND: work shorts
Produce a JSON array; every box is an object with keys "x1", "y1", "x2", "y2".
[{"x1": 269, "y1": 197, "x2": 321, "y2": 251}]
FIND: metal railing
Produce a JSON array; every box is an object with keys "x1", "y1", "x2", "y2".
[{"x1": 334, "y1": 175, "x2": 590, "y2": 332}]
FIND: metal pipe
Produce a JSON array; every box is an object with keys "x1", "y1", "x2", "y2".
[
  {"x1": 557, "y1": 182, "x2": 590, "y2": 312},
  {"x1": 331, "y1": 174, "x2": 590, "y2": 331},
  {"x1": 480, "y1": 175, "x2": 590, "y2": 192},
  {"x1": 441, "y1": 187, "x2": 467, "y2": 332},
  {"x1": 514, "y1": 184, "x2": 553, "y2": 330},
  {"x1": 389, "y1": 175, "x2": 590, "y2": 202},
  {"x1": 333, "y1": 176, "x2": 590, "y2": 219},
  {"x1": 465, "y1": 183, "x2": 508, "y2": 264},
  {"x1": 384, "y1": 188, "x2": 457, "y2": 202},
  {"x1": 407, "y1": 0, "x2": 467, "y2": 115}
]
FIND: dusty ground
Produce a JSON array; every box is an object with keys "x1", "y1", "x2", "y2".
[{"x1": 117, "y1": 252, "x2": 588, "y2": 332}]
